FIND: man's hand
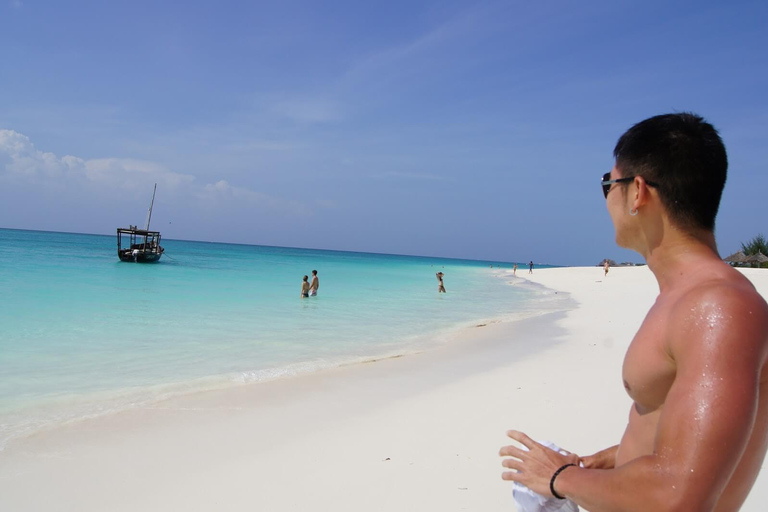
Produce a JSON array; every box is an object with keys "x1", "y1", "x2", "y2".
[
  {"x1": 499, "y1": 430, "x2": 581, "y2": 497},
  {"x1": 580, "y1": 445, "x2": 618, "y2": 470}
]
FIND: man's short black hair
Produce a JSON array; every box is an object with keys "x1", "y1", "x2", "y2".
[
  {"x1": 613, "y1": 112, "x2": 728, "y2": 231},
  {"x1": 312, "y1": 270, "x2": 317, "y2": 275}
]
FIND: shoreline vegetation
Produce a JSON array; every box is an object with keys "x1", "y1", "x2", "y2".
[{"x1": 1, "y1": 266, "x2": 767, "y2": 511}]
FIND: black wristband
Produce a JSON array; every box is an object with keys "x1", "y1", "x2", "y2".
[{"x1": 550, "y1": 463, "x2": 577, "y2": 500}]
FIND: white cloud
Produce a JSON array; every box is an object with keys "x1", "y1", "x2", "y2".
[
  {"x1": 0, "y1": 130, "x2": 66, "y2": 178},
  {"x1": 0, "y1": 129, "x2": 194, "y2": 190},
  {"x1": 0, "y1": 129, "x2": 29, "y2": 153},
  {"x1": 0, "y1": 128, "x2": 312, "y2": 215},
  {"x1": 82, "y1": 158, "x2": 195, "y2": 189},
  {"x1": 201, "y1": 179, "x2": 264, "y2": 201}
]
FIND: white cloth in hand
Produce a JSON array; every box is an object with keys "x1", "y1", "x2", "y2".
[{"x1": 512, "y1": 440, "x2": 579, "y2": 512}]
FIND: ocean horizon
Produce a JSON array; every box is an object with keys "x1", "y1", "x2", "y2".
[
  {"x1": 0, "y1": 227, "x2": 567, "y2": 450},
  {"x1": 8, "y1": 226, "x2": 566, "y2": 266}
]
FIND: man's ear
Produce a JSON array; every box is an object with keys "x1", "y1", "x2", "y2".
[{"x1": 631, "y1": 176, "x2": 652, "y2": 211}]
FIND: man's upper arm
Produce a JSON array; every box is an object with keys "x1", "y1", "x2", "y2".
[{"x1": 653, "y1": 284, "x2": 767, "y2": 506}]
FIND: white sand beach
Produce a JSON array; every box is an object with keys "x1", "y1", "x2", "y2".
[{"x1": 1, "y1": 266, "x2": 767, "y2": 511}]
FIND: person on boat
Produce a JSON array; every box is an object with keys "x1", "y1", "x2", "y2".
[
  {"x1": 309, "y1": 270, "x2": 319, "y2": 297},
  {"x1": 300, "y1": 275, "x2": 310, "y2": 298},
  {"x1": 500, "y1": 113, "x2": 768, "y2": 510}
]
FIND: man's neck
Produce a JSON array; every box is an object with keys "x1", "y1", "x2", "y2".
[{"x1": 643, "y1": 226, "x2": 720, "y2": 292}]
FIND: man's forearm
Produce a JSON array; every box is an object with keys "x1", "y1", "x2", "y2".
[{"x1": 556, "y1": 455, "x2": 704, "y2": 512}]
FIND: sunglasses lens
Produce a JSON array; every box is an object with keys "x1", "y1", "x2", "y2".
[{"x1": 602, "y1": 173, "x2": 611, "y2": 198}]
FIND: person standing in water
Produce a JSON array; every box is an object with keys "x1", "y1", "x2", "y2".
[
  {"x1": 309, "y1": 270, "x2": 319, "y2": 297},
  {"x1": 436, "y1": 272, "x2": 446, "y2": 293},
  {"x1": 300, "y1": 275, "x2": 310, "y2": 298}
]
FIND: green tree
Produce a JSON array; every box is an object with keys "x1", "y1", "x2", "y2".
[{"x1": 740, "y1": 233, "x2": 768, "y2": 256}]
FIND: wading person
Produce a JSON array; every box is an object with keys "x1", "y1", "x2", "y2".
[
  {"x1": 500, "y1": 113, "x2": 768, "y2": 511},
  {"x1": 436, "y1": 272, "x2": 446, "y2": 293},
  {"x1": 309, "y1": 270, "x2": 319, "y2": 297}
]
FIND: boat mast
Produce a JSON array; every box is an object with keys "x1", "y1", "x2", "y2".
[{"x1": 145, "y1": 183, "x2": 157, "y2": 231}]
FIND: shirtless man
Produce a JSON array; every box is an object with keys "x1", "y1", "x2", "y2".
[
  {"x1": 500, "y1": 113, "x2": 768, "y2": 511},
  {"x1": 309, "y1": 270, "x2": 319, "y2": 297}
]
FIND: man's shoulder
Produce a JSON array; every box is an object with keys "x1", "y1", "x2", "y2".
[
  {"x1": 679, "y1": 266, "x2": 765, "y2": 310},
  {"x1": 670, "y1": 267, "x2": 768, "y2": 355}
]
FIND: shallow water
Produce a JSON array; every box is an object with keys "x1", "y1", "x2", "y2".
[{"x1": 0, "y1": 228, "x2": 566, "y2": 449}]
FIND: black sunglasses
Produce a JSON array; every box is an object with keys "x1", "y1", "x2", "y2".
[{"x1": 601, "y1": 172, "x2": 659, "y2": 198}]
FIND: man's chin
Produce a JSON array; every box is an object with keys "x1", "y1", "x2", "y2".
[{"x1": 615, "y1": 234, "x2": 633, "y2": 251}]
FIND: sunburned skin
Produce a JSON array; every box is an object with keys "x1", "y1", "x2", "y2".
[{"x1": 617, "y1": 263, "x2": 768, "y2": 511}]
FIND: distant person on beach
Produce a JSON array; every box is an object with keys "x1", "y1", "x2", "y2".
[
  {"x1": 300, "y1": 275, "x2": 310, "y2": 298},
  {"x1": 513, "y1": 263, "x2": 518, "y2": 276},
  {"x1": 603, "y1": 260, "x2": 610, "y2": 276},
  {"x1": 309, "y1": 270, "x2": 319, "y2": 297},
  {"x1": 500, "y1": 113, "x2": 768, "y2": 510},
  {"x1": 528, "y1": 261, "x2": 534, "y2": 274},
  {"x1": 436, "y1": 272, "x2": 446, "y2": 293}
]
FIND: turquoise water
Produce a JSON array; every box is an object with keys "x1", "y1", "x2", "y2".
[{"x1": 0, "y1": 228, "x2": 565, "y2": 449}]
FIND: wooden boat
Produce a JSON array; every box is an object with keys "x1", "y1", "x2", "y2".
[{"x1": 117, "y1": 184, "x2": 165, "y2": 263}]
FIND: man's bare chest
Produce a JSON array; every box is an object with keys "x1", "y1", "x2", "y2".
[{"x1": 622, "y1": 307, "x2": 677, "y2": 413}]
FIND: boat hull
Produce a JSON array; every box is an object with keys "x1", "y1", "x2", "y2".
[{"x1": 118, "y1": 249, "x2": 163, "y2": 263}]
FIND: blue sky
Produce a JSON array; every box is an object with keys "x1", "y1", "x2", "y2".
[{"x1": 1, "y1": 0, "x2": 766, "y2": 265}]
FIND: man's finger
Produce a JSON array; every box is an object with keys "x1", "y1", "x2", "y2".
[
  {"x1": 501, "y1": 458, "x2": 524, "y2": 470},
  {"x1": 499, "y1": 444, "x2": 528, "y2": 459},
  {"x1": 505, "y1": 430, "x2": 538, "y2": 450},
  {"x1": 502, "y1": 470, "x2": 525, "y2": 482}
]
